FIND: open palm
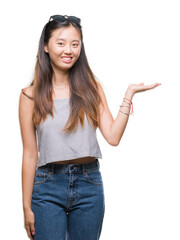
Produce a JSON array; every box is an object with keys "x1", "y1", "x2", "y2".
[{"x1": 128, "y1": 82, "x2": 161, "y2": 95}]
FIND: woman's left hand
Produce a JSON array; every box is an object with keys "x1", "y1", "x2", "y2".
[{"x1": 127, "y1": 82, "x2": 161, "y2": 96}]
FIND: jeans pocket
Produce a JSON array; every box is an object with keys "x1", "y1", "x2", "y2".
[
  {"x1": 83, "y1": 169, "x2": 103, "y2": 185},
  {"x1": 34, "y1": 168, "x2": 53, "y2": 185}
]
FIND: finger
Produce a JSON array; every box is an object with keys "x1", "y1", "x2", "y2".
[
  {"x1": 30, "y1": 222, "x2": 35, "y2": 236},
  {"x1": 144, "y1": 83, "x2": 161, "y2": 90},
  {"x1": 150, "y1": 83, "x2": 161, "y2": 88},
  {"x1": 26, "y1": 224, "x2": 34, "y2": 240},
  {"x1": 138, "y1": 82, "x2": 144, "y2": 85},
  {"x1": 26, "y1": 227, "x2": 32, "y2": 239}
]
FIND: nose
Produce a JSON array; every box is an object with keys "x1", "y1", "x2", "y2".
[{"x1": 64, "y1": 44, "x2": 72, "y2": 54}]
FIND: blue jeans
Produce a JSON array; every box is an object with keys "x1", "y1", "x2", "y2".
[{"x1": 31, "y1": 159, "x2": 105, "y2": 240}]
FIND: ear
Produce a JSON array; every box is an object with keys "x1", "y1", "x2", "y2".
[{"x1": 44, "y1": 44, "x2": 49, "y2": 53}]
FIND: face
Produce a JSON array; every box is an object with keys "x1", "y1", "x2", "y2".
[{"x1": 44, "y1": 25, "x2": 82, "y2": 71}]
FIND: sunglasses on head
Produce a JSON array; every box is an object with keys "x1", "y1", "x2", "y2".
[{"x1": 49, "y1": 15, "x2": 81, "y2": 24}]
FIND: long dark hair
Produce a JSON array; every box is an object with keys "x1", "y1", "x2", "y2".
[{"x1": 29, "y1": 17, "x2": 103, "y2": 133}]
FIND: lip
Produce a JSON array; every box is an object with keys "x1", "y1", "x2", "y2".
[{"x1": 61, "y1": 56, "x2": 73, "y2": 63}]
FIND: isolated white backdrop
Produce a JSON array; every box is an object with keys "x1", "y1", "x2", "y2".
[{"x1": 0, "y1": 0, "x2": 180, "y2": 239}]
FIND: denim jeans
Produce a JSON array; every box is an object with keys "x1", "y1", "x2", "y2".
[{"x1": 31, "y1": 159, "x2": 105, "y2": 240}]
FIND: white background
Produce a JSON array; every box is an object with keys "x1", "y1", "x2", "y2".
[{"x1": 0, "y1": 0, "x2": 180, "y2": 239}]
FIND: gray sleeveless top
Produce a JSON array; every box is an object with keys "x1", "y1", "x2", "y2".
[{"x1": 35, "y1": 98, "x2": 102, "y2": 167}]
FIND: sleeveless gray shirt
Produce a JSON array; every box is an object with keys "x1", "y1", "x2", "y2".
[{"x1": 35, "y1": 98, "x2": 102, "y2": 167}]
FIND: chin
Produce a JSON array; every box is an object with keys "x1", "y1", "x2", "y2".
[{"x1": 58, "y1": 64, "x2": 74, "y2": 71}]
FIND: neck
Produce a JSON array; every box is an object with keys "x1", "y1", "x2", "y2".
[{"x1": 51, "y1": 65, "x2": 69, "y2": 87}]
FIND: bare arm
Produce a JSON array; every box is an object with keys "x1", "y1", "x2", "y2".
[
  {"x1": 19, "y1": 87, "x2": 38, "y2": 211},
  {"x1": 98, "y1": 82, "x2": 161, "y2": 146}
]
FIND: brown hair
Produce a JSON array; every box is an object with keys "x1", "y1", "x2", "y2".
[{"x1": 28, "y1": 18, "x2": 103, "y2": 133}]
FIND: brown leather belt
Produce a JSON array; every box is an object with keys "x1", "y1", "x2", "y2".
[{"x1": 51, "y1": 157, "x2": 97, "y2": 165}]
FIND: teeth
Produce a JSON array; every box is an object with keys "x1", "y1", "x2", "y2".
[{"x1": 62, "y1": 58, "x2": 72, "y2": 60}]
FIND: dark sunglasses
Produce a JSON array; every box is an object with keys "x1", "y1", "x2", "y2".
[{"x1": 49, "y1": 15, "x2": 81, "y2": 24}]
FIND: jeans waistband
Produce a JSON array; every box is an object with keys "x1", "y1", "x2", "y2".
[{"x1": 38, "y1": 158, "x2": 100, "y2": 174}]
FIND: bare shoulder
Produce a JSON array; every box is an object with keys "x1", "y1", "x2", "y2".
[
  {"x1": 19, "y1": 85, "x2": 34, "y2": 124},
  {"x1": 96, "y1": 80, "x2": 104, "y2": 92},
  {"x1": 21, "y1": 85, "x2": 34, "y2": 100}
]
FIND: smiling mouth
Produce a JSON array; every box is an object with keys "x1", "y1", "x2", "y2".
[
  {"x1": 62, "y1": 57, "x2": 72, "y2": 60},
  {"x1": 61, "y1": 57, "x2": 73, "y2": 63}
]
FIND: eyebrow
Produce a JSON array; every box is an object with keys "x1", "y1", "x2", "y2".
[{"x1": 56, "y1": 38, "x2": 80, "y2": 42}]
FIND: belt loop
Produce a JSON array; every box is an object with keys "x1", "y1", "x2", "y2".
[
  {"x1": 50, "y1": 164, "x2": 54, "y2": 174},
  {"x1": 82, "y1": 164, "x2": 87, "y2": 175},
  {"x1": 97, "y1": 159, "x2": 100, "y2": 169},
  {"x1": 82, "y1": 164, "x2": 85, "y2": 174},
  {"x1": 68, "y1": 165, "x2": 72, "y2": 174}
]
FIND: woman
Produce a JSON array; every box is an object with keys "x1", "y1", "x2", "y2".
[{"x1": 19, "y1": 15, "x2": 161, "y2": 240}]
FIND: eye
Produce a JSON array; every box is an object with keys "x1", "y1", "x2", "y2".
[
  {"x1": 58, "y1": 42, "x2": 64, "y2": 46},
  {"x1": 73, "y1": 43, "x2": 79, "y2": 47}
]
